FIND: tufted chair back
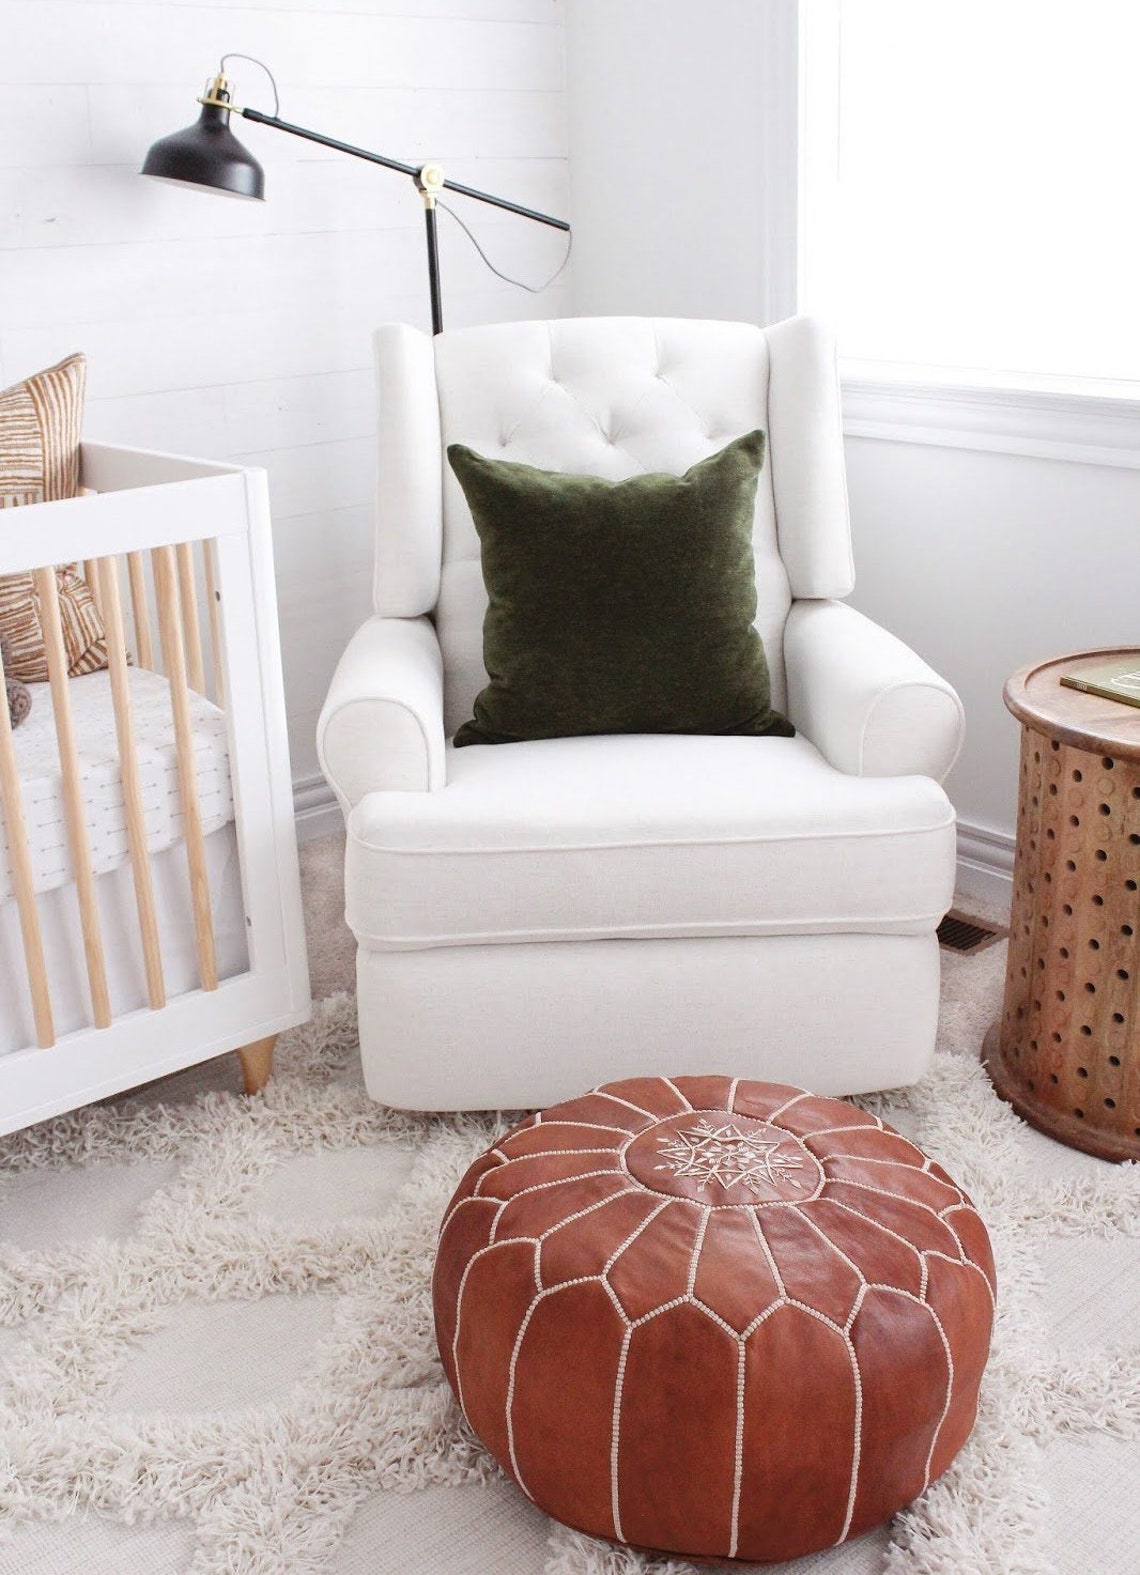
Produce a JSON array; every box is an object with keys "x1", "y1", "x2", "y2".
[{"x1": 372, "y1": 315, "x2": 855, "y2": 738}]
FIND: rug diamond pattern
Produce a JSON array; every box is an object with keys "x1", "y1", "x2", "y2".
[{"x1": 1, "y1": 995, "x2": 1139, "y2": 1574}]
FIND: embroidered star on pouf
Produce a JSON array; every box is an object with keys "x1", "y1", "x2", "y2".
[{"x1": 655, "y1": 1117, "x2": 810, "y2": 1194}]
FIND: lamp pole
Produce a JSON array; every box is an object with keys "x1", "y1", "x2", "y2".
[{"x1": 415, "y1": 165, "x2": 446, "y2": 338}]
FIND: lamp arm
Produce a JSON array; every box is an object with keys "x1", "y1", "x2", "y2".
[
  {"x1": 238, "y1": 107, "x2": 570, "y2": 232},
  {"x1": 240, "y1": 107, "x2": 421, "y2": 181},
  {"x1": 428, "y1": 174, "x2": 570, "y2": 232}
]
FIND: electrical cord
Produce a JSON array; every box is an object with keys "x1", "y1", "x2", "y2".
[
  {"x1": 437, "y1": 198, "x2": 572, "y2": 294},
  {"x1": 219, "y1": 52, "x2": 281, "y2": 117}
]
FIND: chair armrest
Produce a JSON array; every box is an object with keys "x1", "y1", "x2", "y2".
[
  {"x1": 317, "y1": 615, "x2": 446, "y2": 812},
  {"x1": 784, "y1": 600, "x2": 964, "y2": 782}
]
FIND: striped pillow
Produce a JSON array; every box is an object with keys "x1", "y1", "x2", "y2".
[{"x1": 0, "y1": 354, "x2": 109, "y2": 681}]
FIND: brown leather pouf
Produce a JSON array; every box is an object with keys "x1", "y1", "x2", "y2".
[{"x1": 433, "y1": 1076, "x2": 996, "y2": 1565}]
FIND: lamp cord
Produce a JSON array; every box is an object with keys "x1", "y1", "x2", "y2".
[
  {"x1": 219, "y1": 52, "x2": 280, "y2": 117},
  {"x1": 437, "y1": 198, "x2": 572, "y2": 295}
]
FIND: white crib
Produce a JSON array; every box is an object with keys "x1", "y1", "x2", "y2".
[{"x1": 0, "y1": 443, "x2": 310, "y2": 1135}]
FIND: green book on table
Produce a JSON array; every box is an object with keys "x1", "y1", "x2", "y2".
[{"x1": 1059, "y1": 656, "x2": 1140, "y2": 710}]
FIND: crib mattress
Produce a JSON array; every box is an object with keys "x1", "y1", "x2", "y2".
[{"x1": 0, "y1": 667, "x2": 233, "y2": 901}]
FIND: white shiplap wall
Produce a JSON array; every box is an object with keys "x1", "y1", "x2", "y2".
[{"x1": 0, "y1": 0, "x2": 570, "y2": 810}]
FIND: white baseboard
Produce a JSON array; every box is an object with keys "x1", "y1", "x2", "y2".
[
  {"x1": 293, "y1": 773, "x2": 342, "y2": 845},
  {"x1": 956, "y1": 820, "x2": 1015, "y2": 914}
]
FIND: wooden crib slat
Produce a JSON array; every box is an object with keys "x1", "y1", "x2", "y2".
[
  {"x1": 127, "y1": 551, "x2": 154, "y2": 671},
  {"x1": 176, "y1": 541, "x2": 206, "y2": 695},
  {"x1": 97, "y1": 555, "x2": 166, "y2": 1011},
  {"x1": 202, "y1": 537, "x2": 225, "y2": 709},
  {"x1": 152, "y1": 545, "x2": 218, "y2": 992},
  {"x1": 34, "y1": 565, "x2": 112, "y2": 1029},
  {"x1": 0, "y1": 644, "x2": 55, "y2": 1048},
  {"x1": 83, "y1": 559, "x2": 104, "y2": 616}
]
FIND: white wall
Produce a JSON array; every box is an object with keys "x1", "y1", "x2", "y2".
[
  {"x1": 0, "y1": 0, "x2": 570, "y2": 808},
  {"x1": 844, "y1": 434, "x2": 1140, "y2": 893},
  {"x1": 565, "y1": 0, "x2": 797, "y2": 327}
]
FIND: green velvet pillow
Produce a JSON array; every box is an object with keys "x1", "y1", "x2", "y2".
[{"x1": 448, "y1": 430, "x2": 794, "y2": 747}]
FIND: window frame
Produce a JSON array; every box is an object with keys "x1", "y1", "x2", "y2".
[{"x1": 795, "y1": 0, "x2": 1140, "y2": 467}]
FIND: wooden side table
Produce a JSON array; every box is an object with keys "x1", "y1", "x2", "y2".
[{"x1": 983, "y1": 648, "x2": 1140, "y2": 1162}]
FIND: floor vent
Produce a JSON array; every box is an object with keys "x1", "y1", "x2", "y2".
[{"x1": 937, "y1": 910, "x2": 1007, "y2": 955}]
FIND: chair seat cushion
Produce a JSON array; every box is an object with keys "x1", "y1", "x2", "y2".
[{"x1": 345, "y1": 733, "x2": 956, "y2": 951}]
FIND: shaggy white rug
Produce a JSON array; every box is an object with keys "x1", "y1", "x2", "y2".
[{"x1": 1, "y1": 994, "x2": 1139, "y2": 1575}]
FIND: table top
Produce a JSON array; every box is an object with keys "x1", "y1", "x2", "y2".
[{"x1": 1004, "y1": 647, "x2": 1140, "y2": 763}]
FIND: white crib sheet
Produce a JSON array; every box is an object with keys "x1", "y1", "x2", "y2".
[
  {"x1": 0, "y1": 667, "x2": 233, "y2": 901},
  {"x1": 0, "y1": 823, "x2": 249, "y2": 1057}
]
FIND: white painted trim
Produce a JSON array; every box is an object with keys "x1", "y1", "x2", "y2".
[
  {"x1": 795, "y1": 0, "x2": 839, "y2": 324},
  {"x1": 955, "y1": 819, "x2": 1014, "y2": 915},
  {"x1": 759, "y1": 0, "x2": 801, "y2": 326},
  {"x1": 294, "y1": 772, "x2": 343, "y2": 845},
  {"x1": 842, "y1": 373, "x2": 1140, "y2": 470}
]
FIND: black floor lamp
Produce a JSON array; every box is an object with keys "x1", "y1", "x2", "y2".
[{"x1": 141, "y1": 58, "x2": 571, "y2": 336}]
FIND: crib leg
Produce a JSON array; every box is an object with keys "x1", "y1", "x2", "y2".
[{"x1": 236, "y1": 1035, "x2": 277, "y2": 1095}]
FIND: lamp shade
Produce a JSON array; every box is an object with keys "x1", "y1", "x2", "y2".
[{"x1": 141, "y1": 102, "x2": 264, "y2": 200}]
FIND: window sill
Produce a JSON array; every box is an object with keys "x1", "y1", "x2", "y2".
[{"x1": 839, "y1": 361, "x2": 1140, "y2": 470}]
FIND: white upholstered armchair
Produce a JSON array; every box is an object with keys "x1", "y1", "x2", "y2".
[{"x1": 318, "y1": 315, "x2": 964, "y2": 1110}]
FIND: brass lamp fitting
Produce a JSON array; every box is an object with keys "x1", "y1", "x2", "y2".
[
  {"x1": 416, "y1": 163, "x2": 445, "y2": 209},
  {"x1": 198, "y1": 72, "x2": 238, "y2": 111}
]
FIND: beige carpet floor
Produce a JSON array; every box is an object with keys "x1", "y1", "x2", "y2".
[{"x1": 0, "y1": 832, "x2": 1137, "y2": 1574}]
